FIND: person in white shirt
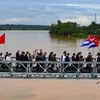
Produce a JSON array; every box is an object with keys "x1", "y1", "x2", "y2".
[
  {"x1": 61, "y1": 51, "x2": 66, "y2": 62},
  {"x1": 6, "y1": 53, "x2": 12, "y2": 69},
  {"x1": 61, "y1": 51, "x2": 67, "y2": 73},
  {"x1": 95, "y1": 52, "x2": 100, "y2": 62},
  {"x1": 6, "y1": 53, "x2": 12, "y2": 61}
]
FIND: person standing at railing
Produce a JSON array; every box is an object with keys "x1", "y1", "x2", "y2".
[
  {"x1": 5, "y1": 52, "x2": 8, "y2": 60},
  {"x1": 71, "y1": 53, "x2": 76, "y2": 61},
  {"x1": 0, "y1": 53, "x2": 3, "y2": 61},
  {"x1": 16, "y1": 50, "x2": 21, "y2": 61},
  {"x1": 6, "y1": 53, "x2": 12, "y2": 70},
  {"x1": 35, "y1": 53, "x2": 43, "y2": 71},
  {"x1": 16, "y1": 50, "x2": 21, "y2": 69},
  {"x1": 66, "y1": 53, "x2": 70, "y2": 62},
  {"x1": 0, "y1": 53, "x2": 4, "y2": 70},
  {"x1": 71, "y1": 53, "x2": 76, "y2": 71},
  {"x1": 48, "y1": 52, "x2": 54, "y2": 61},
  {"x1": 42, "y1": 52, "x2": 47, "y2": 61},
  {"x1": 20, "y1": 51, "x2": 25, "y2": 61},
  {"x1": 97, "y1": 53, "x2": 100, "y2": 72},
  {"x1": 85, "y1": 52, "x2": 93, "y2": 72},
  {"x1": 75, "y1": 52, "x2": 82, "y2": 69},
  {"x1": 61, "y1": 51, "x2": 66, "y2": 62},
  {"x1": 76, "y1": 52, "x2": 82, "y2": 61},
  {"x1": 79, "y1": 55, "x2": 84, "y2": 70},
  {"x1": 24, "y1": 51, "x2": 30, "y2": 70},
  {"x1": 33, "y1": 49, "x2": 38, "y2": 58},
  {"x1": 61, "y1": 51, "x2": 67, "y2": 73},
  {"x1": 64, "y1": 53, "x2": 70, "y2": 72},
  {"x1": 28, "y1": 53, "x2": 33, "y2": 68},
  {"x1": 42, "y1": 52, "x2": 47, "y2": 70},
  {"x1": 20, "y1": 51, "x2": 26, "y2": 70},
  {"x1": 52, "y1": 54, "x2": 57, "y2": 61},
  {"x1": 25, "y1": 51, "x2": 29, "y2": 61},
  {"x1": 6, "y1": 53, "x2": 12, "y2": 62},
  {"x1": 48, "y1": 52, "x2": 54, "y2": 70},
  {"x1": 95, "y1": 52, "x2": 100, "y2": 62},
  {"x1": 95, "y1": 52, "x2": 100, "y2": 71},
  {"x1": 52, "y1": 54, "x2": 58, "y2": 71}
]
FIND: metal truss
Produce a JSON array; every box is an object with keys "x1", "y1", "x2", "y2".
[{"x1": 0, "y1": 61, "x2": 100, "y2": 78}]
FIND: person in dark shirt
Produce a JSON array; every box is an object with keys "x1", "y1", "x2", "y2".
[
  {"x1": 20, "y1": 51, "x2": 25, "y2": 61},
  {"x1": 76, "y1": 52, "x2": 81, "y2": 61},
  {"x1": 42, "y1": 52, "x2": 47, "y2": 61},
  {"x1": 65, "y1": 53, "x2": 70, "y2": 62},
  {"x1": 35, "y1": 53, "x2": 43, "y2": 71},
  {"x1": 5, "y1": 52, "x2": 8, "y2": 60},
  {"x1": 86, "y1": 52, "x2": 93, "y2": 72},
  {"x1": 48, "y1": 52, "x2": 54, "y2": 61},
  {"x1": 15, "y1": 50, "x2": 21, "y2": 69},
  {"x1": 71, "y1": 53, "x2": 76, "y2": 71},
  {"x1": 53, "y1": 54, "x2": 57, "y2": 61},
  {"x1": 16, "y1": 50, "x2": 21, "y2": 61},
  {"x1": 25, "y1": 51, "x2": 29, "y2": 61},
  {"x1": 72, "y1": 53, "x2": 76, "y2": 61}
]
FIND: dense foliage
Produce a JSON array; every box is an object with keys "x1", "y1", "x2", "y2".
[
  {"x1": 49, "y1": 20, "x2": 100, "y2": 37},
  {"x1": 0, "y1": 24, "x2": 50, "y2": 30}
]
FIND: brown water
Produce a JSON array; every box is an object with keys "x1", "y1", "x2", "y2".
[
  {"x1": 0, "y1": 79, "x2": 100, "y2": 100},
  {"x1": 0, "y1": 30, "x2": 99, "y2": 57}
]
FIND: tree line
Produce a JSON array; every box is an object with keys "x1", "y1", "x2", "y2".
[
  {"x1": 49, "y1": 20, "x2": 100, "y2": 38},
  {"x1": 0, "y1": 24, "x2": 50, "y2": 30}
]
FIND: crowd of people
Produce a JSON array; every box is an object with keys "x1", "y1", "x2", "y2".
[
  {"x1": 0, "y1": 49, "x2": 100, "y2": 62},
  {"x1": 0, "y1": 49, "x2": 100, "y2": 72},
  {"x1": 14, "y1": 49, "x2": 100, "y2": 63}
]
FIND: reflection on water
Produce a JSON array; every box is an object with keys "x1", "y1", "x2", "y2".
[
  {"x1": 0, "y1": 30, "x2": 99, "y2": 57},
  {"x1": 50, "y1": 35, "x2": 77, "y2": 42}
]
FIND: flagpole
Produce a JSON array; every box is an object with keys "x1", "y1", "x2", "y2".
[
  {"x1": 4, "y1": 44, "x2": 5, "y2": 59},
  {"x1": 95, "y1": 13, "x2": 100, "y2": 53},
  {"x1": 3, "y1": 33, "x2": 6, "y2": 59},
  {"x1": 4, "y1": 33, "x2": 6, "y2": 60}
]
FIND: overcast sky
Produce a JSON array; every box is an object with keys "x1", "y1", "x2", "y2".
[{"x1": 0, "y1": 0, "x2": 100, "y2": 25}]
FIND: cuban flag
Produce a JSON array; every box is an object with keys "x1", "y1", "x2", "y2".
[
  {"x1": 80, "y1": 34, "x2": 94, "y2": 47},
  {"x1": 88, "y1": 36, "x2": 98, "y2": 49}
]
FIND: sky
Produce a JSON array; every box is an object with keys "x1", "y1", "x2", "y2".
[{"x1": 0, "y1": 0, "x2": 100, "y2": 25}]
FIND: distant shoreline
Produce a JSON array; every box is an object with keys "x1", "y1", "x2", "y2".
[
  {"x1": 0, "y1": 24, "x2": 50, "y2": 30},
  {"x1": 0, "y1": 29, "x2": 50, "y2": 30}
]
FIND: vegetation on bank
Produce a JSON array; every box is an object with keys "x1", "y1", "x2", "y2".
[
  {"x1": 49, "y1": 20, "x2": 100, "y2": 38},
  {"x1": 0, "y1": 24, "x2": 50, "y2": 30}
]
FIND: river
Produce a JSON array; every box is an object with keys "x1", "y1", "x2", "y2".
[{"x1": 0, "y1": 30, "x2": 99, "y2": 57}]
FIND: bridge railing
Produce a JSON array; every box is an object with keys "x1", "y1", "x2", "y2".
[
  {"x1": 2, "y1": 57, "x2": 96, "y2": 62},
  {"x1": 0, "y1": 60, "x2": 100, "y2": 78}
]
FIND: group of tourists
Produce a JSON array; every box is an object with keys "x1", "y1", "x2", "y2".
[
  {"x1": 0, "y1": 49, "x2": 99, "y2": 62},
  {"x1": 0, "y1": 49, "x2": 100, "y2": 72}
]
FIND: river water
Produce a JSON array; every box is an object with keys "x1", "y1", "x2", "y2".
[{"x1": 0, "y1": 30, "x2": 99, "y2": 57}]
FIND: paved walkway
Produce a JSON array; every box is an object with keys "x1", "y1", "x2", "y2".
[{"x1": 0, "y1": 79, "x2": 100, "y2": 100}]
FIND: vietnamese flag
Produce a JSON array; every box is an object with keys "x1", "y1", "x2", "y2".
[{"x1": 0, "y1": 33, "x2": 5, "y2": 44}]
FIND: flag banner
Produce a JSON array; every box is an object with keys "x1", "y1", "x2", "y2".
[
  {"x1": 0, "y1": 33, "x2": 5, "y2": 44},
  {"x1": 88, "y1": 36, "x2": 98, "y2": 49},
  {"x1": 80, "y1": 34, "x2": 94, "y2": 47}
]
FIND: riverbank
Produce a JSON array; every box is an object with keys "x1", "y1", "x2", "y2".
[{"x1": 0, "y1": 79, "x2": 100, "y2": 100}]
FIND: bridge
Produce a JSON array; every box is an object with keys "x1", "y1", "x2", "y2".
[{"x1": 0, "y1": 60, "x2": 100, "y2": 79}]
